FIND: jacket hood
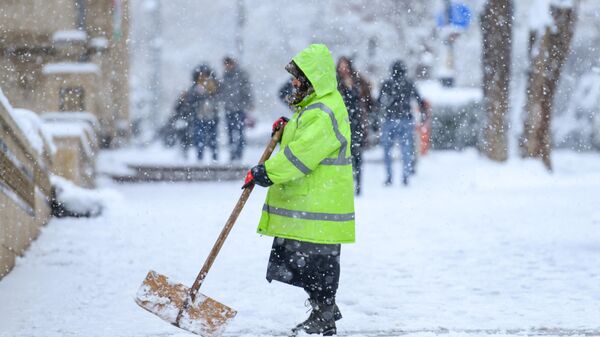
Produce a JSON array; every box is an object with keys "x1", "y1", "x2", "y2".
[
  {"x1": 292, "y1": 44, "x2": 337, "y2": 98},
  {"x1": 192, "y1": 64, "x2": 215, "y2": 82},
  {"x1": 391, "y1": 60, "x2": 407, "y2": 81}
]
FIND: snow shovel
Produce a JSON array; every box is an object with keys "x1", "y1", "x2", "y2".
[{"x1": 135, "y1": 128, "x2": 283, "y2": 337}]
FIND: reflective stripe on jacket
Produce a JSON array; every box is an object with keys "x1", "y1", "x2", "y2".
[{"x1": 257, "y1": 44, "x2": 355, "y2": 244}]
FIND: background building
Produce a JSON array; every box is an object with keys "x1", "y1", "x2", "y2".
[{"x1": 0, "y1": 0, "x2": 130, "y2": 147}]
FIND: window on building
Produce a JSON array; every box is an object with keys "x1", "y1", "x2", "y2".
[{"x1": 59, "y1": 86, "x2": 85, "y2": 111}]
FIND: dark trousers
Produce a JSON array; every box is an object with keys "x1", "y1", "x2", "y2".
[
  {"x1": 382, "y1": 118, "x2": 416, "y2": 182},
  {"x1": 226, "y1": 110, "x2": 246, "y2": 161},
  {"x1": 351, "y1": 145, "x2": 363, "y2": 195},
  {"x1": 177, "y1": 120, "x2": 195, "y2": 157},
  {"x1": 195, "y1": 119, "x2": 218, "y2": 160},
  {"x1": 179, "y1": 128, "x2": 195, "y2": 157},
  {"x1": 266, "y1": 238, "x2": 340, "y2": 304}
]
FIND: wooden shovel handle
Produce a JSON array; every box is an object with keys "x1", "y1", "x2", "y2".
[{"x1": 188, "y1": 128, "x2": 283, "y2": 301}]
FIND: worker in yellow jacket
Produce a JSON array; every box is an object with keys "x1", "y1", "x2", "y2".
[{"x1": 243, "y1": 44, "x2": 355, "y2": 336}]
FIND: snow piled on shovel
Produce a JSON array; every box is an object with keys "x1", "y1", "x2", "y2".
[
  {"x1": 136, "y1": 283, "x2": 181, "y2": 322},
  {"x1": 135, "y1": 271, "x2": 235, "y2": 337}
]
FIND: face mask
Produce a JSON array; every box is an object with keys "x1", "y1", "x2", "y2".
[{"x1": 286, "y1": 78, "x2": 313, "y2": 105}]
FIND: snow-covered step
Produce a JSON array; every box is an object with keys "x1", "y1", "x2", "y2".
[{"x1": 110, "y1": 164, "x2": 249, "y2": 183}]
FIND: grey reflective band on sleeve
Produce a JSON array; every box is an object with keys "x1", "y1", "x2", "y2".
[
  {"x1": 284, "y1": 146, "x2": 311, "y2": 174},
  {"x1": 320, "y1": 157, "x2": 352, "y2": 165},
  {"x1": 301, "y1": 103, "x2": 350, "y2": 166},
  {"x1": 263, "y1": 204, "x2": 355, "y2": 222}
]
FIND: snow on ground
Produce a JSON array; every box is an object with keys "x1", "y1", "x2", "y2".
[
  {"x1": 0, "y1": 147, "x2": 599, "y2": 337},
  {"x1": 50, "y1": 175, "x2": 120, "y2": 217}
]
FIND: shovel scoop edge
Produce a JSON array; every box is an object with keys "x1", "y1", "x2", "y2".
[{"x1": 135, "y1": 270, "x2": 237, "y2": 337}]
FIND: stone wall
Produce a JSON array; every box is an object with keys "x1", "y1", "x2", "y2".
[
  {"x1": 42, "y1": 112, "x2": 99, "y2": 188},
  {"x1": 0, "y1": 94, "x2": 53, "y2": 279},
  {"x1": 0, "y1": 0, "x2": 78, "y2": 45}
]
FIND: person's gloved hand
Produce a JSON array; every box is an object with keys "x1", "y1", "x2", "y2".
[
  {"x1": 420, "y1": 100, "x2": 432, "y2": 124},
  {"x1": 242, "y1": 170, "x2": 255, "y2": 189},
  {"x1": 271, "y1": 116, "x2": 289, "y2": 137},
  {"x1": 242, "y1": 164, "x2": 273, "y2": 189},
  {"x1": 421, "y1": 99, "x2": 431, "y2": 113}
]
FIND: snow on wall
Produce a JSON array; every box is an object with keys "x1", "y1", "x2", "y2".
[
  {"x1": 90, "y1": 37, "x2": 109, "y2": 49},
  {"x1": 1, "y1": 88, "x2": 57, "y2": 156},
  {"x1": 42, "y1": 63, "x2": 100, "y2": 75},
  {"x1": 42, "y1": 121, "x2": 96, "y2": 158},
  {"x1": 42, "y1": 112, "x2": 101, "y2": 134},
  {"x1": 12, "y1": 108, "x2": 57, "y2": 156},
  {"x1": 52, "y1": 30, "x2": 88, "y2": 42}
]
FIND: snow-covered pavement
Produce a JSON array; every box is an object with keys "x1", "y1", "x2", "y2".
[{"x1": 1, "y1": 149, "x2": 599, "y2": 337}]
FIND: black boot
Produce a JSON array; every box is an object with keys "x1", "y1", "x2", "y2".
[
  {"x1": 305, "y1": 298, "x2": 342, "y2": 321},
  {"x1": 293, "y1": 300, "x2": 337, "y2": 336},
  {"x1": 333, "y1": 304, "x2": 342, "y2": 321}
]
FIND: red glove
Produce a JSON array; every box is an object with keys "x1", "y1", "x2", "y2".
[
  {"x1": 272, "y1": 116, "x2": 289, "y2": 136},
  {"x1": 421, "y1": 99, "x2": 431, "y2": 112},
  {"x1": 242, "y1": 170, "x2": 255, "y2": 189},
  {"x1": 242, "y1": 165, "x2": 273, "y2": 189},
  {"x1": 420, "y1": 100, "x2": 432, "y2": 123}
]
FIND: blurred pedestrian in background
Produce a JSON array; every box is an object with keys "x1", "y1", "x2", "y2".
[
  {"x1": 336, "y1": 56, "x2": 370, "y2": 195},
  {"x1": 169, "y1": 88, "x2": 195, "y2": 158},
  {"x1": 191, "y1": 65, "x2": 220, "y2": 161},
  {"x1": 219, "y1": 56, "x2": 253, "y2": 163},
  {"x1": 378, "y1": 60, "x2": 430, "y2": 186},
  {"x1": 278, "y1": 80, "x2": 295, "y2": 109},
  {"x1": 168, "y1": 65, "x2": 219, "y2": 159}
]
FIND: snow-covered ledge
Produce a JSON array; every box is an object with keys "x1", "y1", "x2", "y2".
[
  {"x1": 52, "y1": 30, "x2": 87, "y2": 43},
  {"x1": 42, "y1": 63, "x2": 100, "y2": 75},
  {"x1": 90, "y1": 37, "x2": 109, "y2": 51}
]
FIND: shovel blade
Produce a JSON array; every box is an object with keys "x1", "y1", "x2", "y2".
[{"x1": 135, "y1": 270, "x2": 236, "y2": 337}]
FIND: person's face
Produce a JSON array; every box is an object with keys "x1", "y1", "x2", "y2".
[
  {"x1": 291, "y1": 77, "x2": 302, "y2": 88},
  {"x1": 338, "y1": 60, "x2": 351, "y2": 77},
  {"x1": 224, "y1": 61, "x2": 235, "y2": 72},
  {"x1": 196, "y1": 74, "x2": 208, "y2": 85}
]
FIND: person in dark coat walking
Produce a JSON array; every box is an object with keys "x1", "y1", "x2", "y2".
[
  {"x1": 175, "y1": 65, "x2": 219, "y2": 161},
  {"x1": 219, "y1": 57, "x2": 253, "y2": 162},
  {"x1": 170, "y1": 67, "x2": 216, "y2": 159},
  {"x1": 336, "y1": 56, "x2": 369, "y2": 195},
  {"x1": 378, "y1": 60, "x2": 430, "y2": 186},
  {"x1": 169, "y1": 92, "x2": 196, "y2": 158},
  {"x1": 189, "y1": 65, "x2": 220, "y2": 161},
  {"x1": 356, "y1": 71, "x2": 376, "y2": 142}
]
